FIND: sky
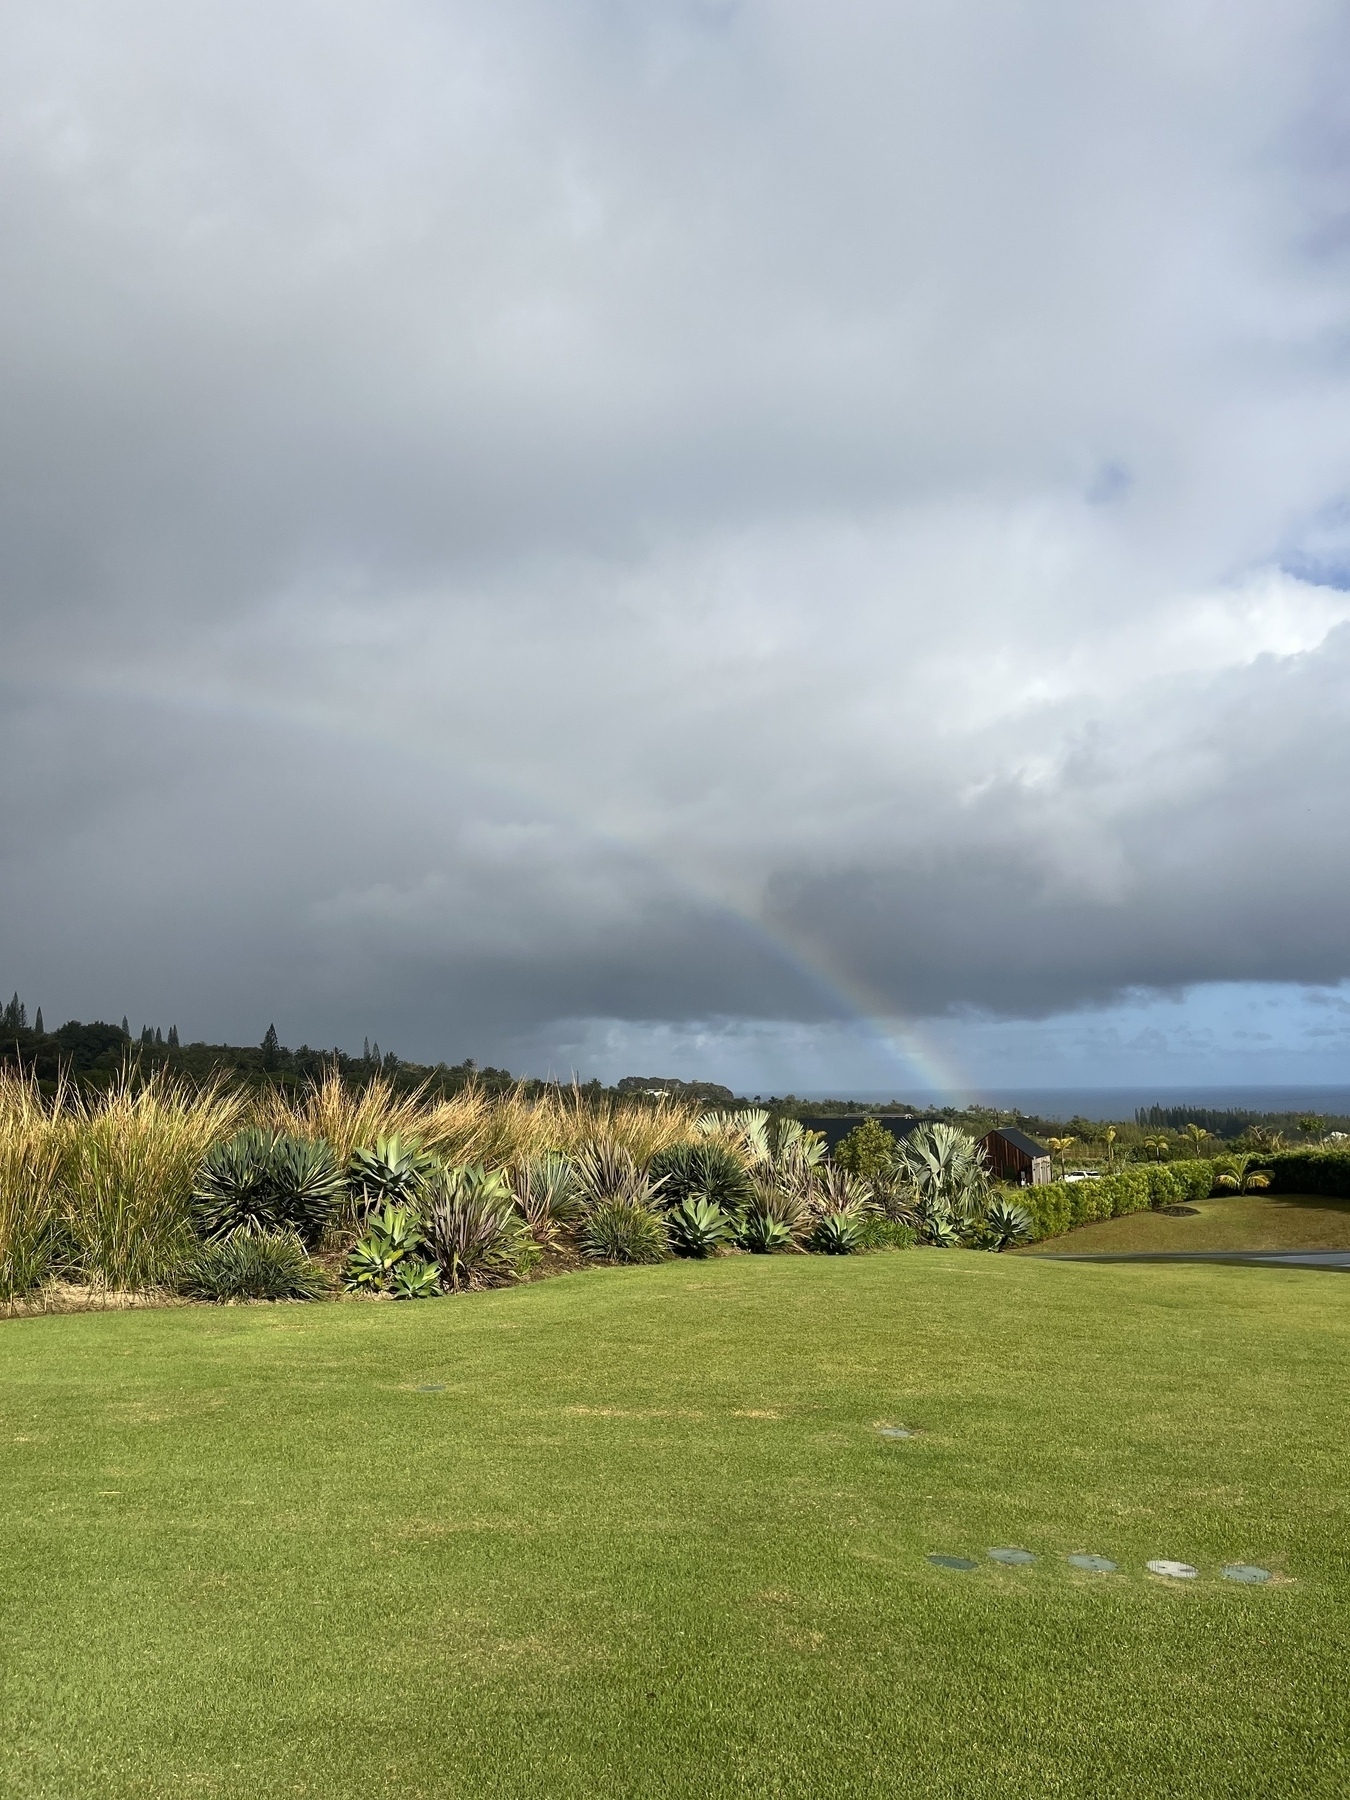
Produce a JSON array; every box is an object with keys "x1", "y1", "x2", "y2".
[{"x1": 3, "y1": 0, "x2": 1350, "y2": 1097}]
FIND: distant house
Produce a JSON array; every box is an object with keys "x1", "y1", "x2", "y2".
[{"x1": 978, "y1": 1128, "x2": 1051, "y2": 1187}]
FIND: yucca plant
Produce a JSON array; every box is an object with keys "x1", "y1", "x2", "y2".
[
  {"x1": 580, "y1": 1200, "x2": 669, "y2": 1265},
  {"x1": 510, "y1": 1153, "x2": 583, "y2": 1247},
  {"x1": 192, "y1": 1130, "x2": 343, "y2": 1245},
  {"x1": 649, "y1": 1141, "x2": 751, "y2": 1214},
  {"x1": 0, "y1": 1069, "x2": 68, "y2": 1302},
  {"x1": 422, "y1": 1163, "x2": 537, "y2": 1292},
  {"x1": 667, "y1": 1196, "x2": 737, "y2": 1258},
  {"x1": 573, "y1": 1139, "x2": 665, "y2": 1211},
  {"x1": 181, "y1": 1229, "x2": 332, "y2": 1302},
  {"x1": 64, "y1": 1071, "x2": 244, "y2": 1290},
  {"x1": 893, "y1": 1123, "x2": 989, "y2": 1225}
]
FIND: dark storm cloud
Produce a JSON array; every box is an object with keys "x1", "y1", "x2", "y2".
[{"x1": 3, "y1": 0, "x2": 1350, "y2": 1076}]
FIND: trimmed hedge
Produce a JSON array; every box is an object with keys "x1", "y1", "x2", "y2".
[
  {"x1": 1252, "y1": 1151, "x2": 1350, "y2": 1198},
  {"x1": 1020, "y1": 1160, "x2": 1215, "y2": 1243}
]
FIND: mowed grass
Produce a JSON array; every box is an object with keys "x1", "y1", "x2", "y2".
[
  {"x1": 1021, "y1": 1191, "x2": 1350, "y2": 1255},
  {"x1": 2, "y1": 1256, "x2": 1347, "y2": 1800}
]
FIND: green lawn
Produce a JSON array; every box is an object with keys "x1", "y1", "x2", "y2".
[
  {"x1": 1021, "y1": 1191, "x2": 1350, "y2": 1255},
  {"x1": 3, "y1": 1255, "x2": 1347, "y2": 1799}
]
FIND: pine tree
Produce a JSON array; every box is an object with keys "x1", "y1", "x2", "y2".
[
  {"x1": 122, "y1": 1016, "x2": 130, "y2": 1037},
  {"x1": 154, "y1": 1026, "x2": 163, "y2": 1047},
  {"x1": 370, "y1": 1041, "x2": 380, "y2": 1066},
  {"x1": 2, "y1": 993, "x2": 20, "y2": 1032},
  {"x1": 34, "y1": 1008, "x2": 43, "y2": 1034},
  {"x1": 261, "y1": 1023, "x2": 281, "y2": 1069},
  {"x1": 168, "y1": 1024, "x2": 179, "y2": 1048},
  {"x1": 363, "y1": 1037, "x2": 371, "y2": 1062}
]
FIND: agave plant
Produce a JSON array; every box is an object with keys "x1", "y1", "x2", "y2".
[
  {"x1": 343, "y1": 1204, "x2": 425, "y2": 1291},
  {"x1": 192, "y1": 1130, "x2": 343, "y2": 1245},
  {"x1": 422, "y1": 1163, "x2": 536, "y2": 1292},
  {"x1": 387, "y1": 1257, "x2": 442, "y2": 1300},
  {"x1": 973, "y1": 1196, "x2": 1033, "y2": 1251},
  {"x1": 649, "y1": 1141, "x2": 751, "y2": 1214},
  {"x1": 667, "y1": 1196, "x2": 737, "y2": 1258},
  {"x1": 737, "y1": 1210, "x2": 796, "y2": 1254},
  {"x1": 347, "y1": 1135, "x2": 438, "y2": 1216},
  {"x1": 510, "y1": 1153, "x2": 583, "y2": 1247},
  {"x1": 579, "y1": 1200, "x2": 669, "y2": 1265},
  {"x1": 808, "y1": 1206, "x2": 868, "y2": 1255}
]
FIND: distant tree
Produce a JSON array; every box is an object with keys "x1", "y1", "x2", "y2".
[
  {"x1": 2, "y1": 993, "x2": 26, "y2": 1032},
  {"x1": 167, "y1": 1024, "x2": 179, "y2": 1049},
  {"x1": 363, "y1": 1037, "x2": 371, "y2": 1063},
  {"x1": 261, "y1": 1024, "x2": 281, "y2": 1070},
  {"x1": 370, "y1": 1041, "x2": 380, "y2": 1066},
  {"x1": 835, "y1": 1118, "x2": 897, "y2": 1184},
  {"x1": 1046, "y1": 1136, "x2": 1076, "y2": 1179},
  {"x1": 1143, "y1": 1134, "x2": 1170, "y2": 1162},
  {"x1": 1182, "y1": 1123, "x2": 1210, "y2": 1158},
  {"x1": 1102, "y1": 1125, "x2": 1117, "y2": 1171},
  {"x1": 1297, "y1": 1115, "x2": 1325, "y2": 1141},
  {"x1": 154, "y1": 1026, "x2": 163, "y2": 1047},
  {"x1": 121, "y1": 1016, "x2": 130, "y2": 1037},
  {"x1": 33, "y1": 1007, "x2": 43, "y2": 1035}
]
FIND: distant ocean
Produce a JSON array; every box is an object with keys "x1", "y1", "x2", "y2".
[{"x1": 800, "y1": 1086, "x2": 1350, "y2": 1122}]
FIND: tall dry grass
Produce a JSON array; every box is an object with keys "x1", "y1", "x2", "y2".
[
  {"x1": 63, "y1": 1071, "x2": 245, "y2": 1290},
  {"x1": 258, "y1": 1069, "x2": 706, "y2": 1172},
  {"x1": 0, "y1": 1069, "x2": 67, "y2": 1303},
  {"x1": 254, "y1": 1068, "x2": 432, "y2": 1168}
]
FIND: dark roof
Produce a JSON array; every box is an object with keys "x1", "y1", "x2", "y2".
[
  {"x1": 981, "y1": 1127, "x2": 1048, "y2": 1158},
  {"x1": 796, "y1": 1114, "x2": 934, "y2": 1150}
]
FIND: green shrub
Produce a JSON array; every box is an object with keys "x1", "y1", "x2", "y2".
[
  {"x1": 580, "y1": 1201, "x2": 669, "y2": 1265},
  {"x1": 648, "y1": 1142, "x2": 752, "y2": 1212},
  {"x1": 667, "y1": 1197, "x2": 737, "y2": 1258},
  {"x1": 834, "y1": 1119, "x2": 898, "y2": 1185},
  {"x1": 510, "y1": 1153, "x2": 583, "y2": 1247},
  {"x1": 1255, "y1": 1151, "x2": 1350, "y2": 1197},
  {"x1": 181, "y1": 1230, "x2": 332, "y2": 1302},
  {"x1": 854, "y1": 1216, "x2": 916, "y2": 1252},
  {"x1": 1020, "y1": 1159, "x2": 1217, "y2": 1241},
  {"x1": 193, "y1": 1131, "x2": 343, "y2": 1245}
]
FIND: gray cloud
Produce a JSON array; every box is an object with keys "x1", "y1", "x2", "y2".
[{"x1": 3, "y1": 0, "x2": 1350, "y2": 1080}]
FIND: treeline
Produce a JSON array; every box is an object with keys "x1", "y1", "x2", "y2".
[
  {"x1": 0, "y1": 995, "x2": 520, "y2": 1099},
  {"x1": 1134, "y1": 1103, "x2": 1350, "y2": 1139}
]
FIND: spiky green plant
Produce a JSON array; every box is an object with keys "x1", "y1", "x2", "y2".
[
  {"x1": 975, "y1": 1197, "x2": 1033, "y2": 1251},
  {"x1": 422, "y1": 1164, "x2": 537, "y2": 1292},
  {"x1": 573, "y1": 1139, "x2": 664, "y2": 1211},
  {"x1": 736, "y1": 1210, "x2": 796, "y2": 1254},
  {"x1": 387, "y1": 1257, "x2": 442, "y2": 1300},
  {"x1": 580, "y1": 1200, "x2": 669, "y2": 1265},
  {"x1": 192, "y1": 1131, "x2": 343, "y2": 1245},
  {"x1": 667, "y1": 1196, "x2": 737, "y2": 1258},
  {"x1": 807, "y1": 1206, "x2": 868, "y2": 1255},
  {"x1": 343, "y1": 1205, "x2": 425, "y2": 1292},
  {"x1": 510, "y1": 1153, "x2": 583, "y2": 1247},
  {"x1": 347, "y1": 1135, "x2": 438, "y2": 1216},
  {"x1": 181, "y1": 1229, "x2": 332, "y2": 1302},
  {"x1": 649, "y1": 1141, "x2": 751, "y2": 1213}
]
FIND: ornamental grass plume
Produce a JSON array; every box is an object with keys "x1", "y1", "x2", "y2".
[
  {"x1": 63, "y1": 1070, "x2": 244, "y2": 1290},
  {"x1": 0, "y1": 1067, "x2": 67, "y2": 1303},
  {"x1": 256, "y1": 1067, "x2": 430, "y2": 1170}
]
